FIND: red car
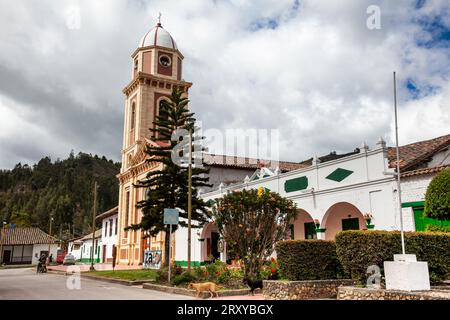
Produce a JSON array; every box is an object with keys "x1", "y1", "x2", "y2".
[{"x1": 56, "y1": 249, "x2": 66, "y2": 264}]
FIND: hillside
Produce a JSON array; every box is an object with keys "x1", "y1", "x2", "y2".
[{"x1": 0, "y1": 152, "x2": 121, "y2": 240}]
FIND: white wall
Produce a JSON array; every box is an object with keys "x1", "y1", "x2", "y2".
[
  {"x1": 32, "y1": 244, "x2": 59, "y2": 265},
  {"x1": 79, "y1": 238, "x2": 102, "y2": 261},
  {"x1": 101, "y1": 214, "x2": 118, "y2": 262},
  {"x1": 174, "y1": 218, "x2": 202, "y2": 264},
  {"x1": 202, "y1": 148, "x2": 400, "y2": 234}
]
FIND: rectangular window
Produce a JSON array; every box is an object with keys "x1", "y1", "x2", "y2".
[
  {"x1": 109, "y1": 219, "x2": 113, "y2": 237},
  {"x1": 342, "y1": 218, "x2": 360, "y2": 231},
  {"x1": 104, "y1": 222, "x2": 108, "y2": 237},
  {"x1": 115, "y1": 217, "x2": 118, "y2": 235}
]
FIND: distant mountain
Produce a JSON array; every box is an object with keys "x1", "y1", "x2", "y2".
[{"x1": 0, "y1": 152, "x2": 121, "y2": 240}]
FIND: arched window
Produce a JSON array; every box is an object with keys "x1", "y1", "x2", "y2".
[
  {"x1": 158, "y1": 99, "x2": 168, "y2": 122},
  {"x1": 130, "y1": 102, "x2": 136, "y2": 130}
]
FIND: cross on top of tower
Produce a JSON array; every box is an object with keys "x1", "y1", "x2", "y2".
[{"x1": 157, "y1": 12, "x2": 162, "y2": 26}]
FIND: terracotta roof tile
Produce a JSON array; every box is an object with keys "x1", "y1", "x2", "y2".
[
  {"x1": 96, "y1": 206, "x2": 118, "y2": 220},
  {"x1": 0, "y1": 227, "x2": 56, "y2": 245},
  {"x1": 388, "y1": 134, "x2": 450, "y2": 171},
  {"x1": 401, "y1": 164, "x2": 450, "y2": 178},
  {"x1": 203, "y1": 154, "x2": 307, "y2": 172}
]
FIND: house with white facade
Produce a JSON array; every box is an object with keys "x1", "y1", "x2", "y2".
[
  {"x1": 75, "y1": 229, "x2": 102, "y2": 263},
  {"x1": 67, "y1": 236, "x2": 83, "y2": 261},
  {"x1": 97, "y1": 206, "x2": 118, "y2": 263},
  {"x1": 174, "y1": 133, "x2": 450, "y2": 266},
  {"x1": 0, "y1": 227, "x2": 59, "y2": 265}
]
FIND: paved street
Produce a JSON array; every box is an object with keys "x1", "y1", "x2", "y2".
[{"x1": 0, "y1": 268, "x2": 193, "y2": 300}]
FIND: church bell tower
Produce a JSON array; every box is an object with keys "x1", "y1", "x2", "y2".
[{"x1": 116, "y1": 19, "x2": 192, "y2": 265}]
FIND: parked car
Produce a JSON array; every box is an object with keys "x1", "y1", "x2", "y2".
[
  {"x1": 56, "y1": 249, "x2": 66, "y2": 264},
  {"x1": 63, "y1": 253, "x2": 76, "y2": 265}
]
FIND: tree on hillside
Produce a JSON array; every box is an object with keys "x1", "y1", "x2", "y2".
[
  {"x1": 424, "y1": 168, "x2": 450, "y2": 221},
  {"x1": 212, "y1": 188, "x2": 297, "y2": 278},
  {"x1": 129, "y1": 88, "x2": 211, "y2": 268},
  {"x1": 0, "y1": 152, "x2": 120, "y2": 237}
]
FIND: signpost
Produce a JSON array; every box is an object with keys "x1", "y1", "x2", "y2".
[{"x1": 164, "y1": 208, "x2": 179, "y2": 283}]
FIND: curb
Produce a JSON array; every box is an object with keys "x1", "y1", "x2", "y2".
[
  {"x1": 47, "y1": 269, "x2": 156, "y2": 286},
  {"x1": 142, "y1": 283, "x2": 250, "y2": 299},
  {"x1": 80, "y1": 274, "x2": 156, "y2": 286}
]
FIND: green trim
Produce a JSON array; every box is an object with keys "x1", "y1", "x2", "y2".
[
  {"x1": 284, "y1": 176, "x2": 308, "y2": 193},
  {"x1": 326, "y1": 168, "x2": 354, "y2": 182},
  {"x1": 78, "y1": 258, "x2": 101, "y2": 263},
  {"x1": 315, "y1": 228, "x2": 326, "y2": 233},
  {"x1": 175, "y1": 260, "x2": 204, "y2": 267},
  {"x1": 367, "y1": 224, "x2": 375, "y2": 230},
  {"x1": 411, "y1": 206, "x2": 450, "y2": 231},
  {"x1": 401, "y1": 201, "x2": 425, "y2": 208}
]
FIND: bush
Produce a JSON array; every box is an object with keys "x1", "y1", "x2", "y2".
[
  {"x1": 335, "y1": 230, "x2": 450, "y2": 285},
  {"x1": 171, "y1": 271, "x2": 196, "y2": 286},
  {"x1": 426, "y1": 224, "x2": 450, "y2": 233},
  {"x1": 275, "y1": 240, "x2": 343, "y2": 281},
  {"x1": 424, "y1": 168, "x2": 450, "y2": 221}
]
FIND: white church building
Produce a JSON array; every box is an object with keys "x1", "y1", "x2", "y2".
[{"x1": 174, "y1": 134, "x2": 450, "y2": 266}]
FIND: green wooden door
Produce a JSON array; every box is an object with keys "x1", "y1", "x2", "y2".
[
  {"x1": 342, "y1": 218, "x2": 360, "y2": 231},
  {"x1": 413, "y1": 206, "x2": 450, "y2": 231}
]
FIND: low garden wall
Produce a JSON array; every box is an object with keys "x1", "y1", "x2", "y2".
[
  {"x1": 263, "y1": 279, "x2": 354, "y2": 300},
  {"x1": 337, "y1": 286, "x2": 450, "y2": 300}
]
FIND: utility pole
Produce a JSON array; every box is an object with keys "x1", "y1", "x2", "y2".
[
  {"x1": 393, "y1": 71, "x2": 406, "y2": 255},
  {"x1": 0, "y1": 221, "x2": 6, "y2": 265},
  {"x1": 90, "y1": 181, "x2": 98, "y2": 271},
  {"x1": 187, "y1": 128, "x2": 193, "y2": 272},
  {"x1": 48, "y1": 215, "x2": 53, "y2": 259}
]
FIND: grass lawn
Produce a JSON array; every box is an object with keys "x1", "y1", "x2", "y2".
[{"x1": 87, "y1": 269, "x2": 158, "y2": 281}]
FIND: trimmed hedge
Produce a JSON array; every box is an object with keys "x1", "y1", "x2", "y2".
[
  {"x1": 335, "y1": 230, "x2": 450, "y2": 285},
  {"x1": 275, "y1": 240, "x2": 344, "y2": 281},
  {"x1": 426, "y1": 224, "x2": 450, "y2": 233},
  {"x1": 424, "y1": 168, "x2": 450, "y2": 221}
]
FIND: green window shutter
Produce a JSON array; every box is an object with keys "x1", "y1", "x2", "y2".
[
  {"x1": 284, "y1": 176, "x2": 308, "y2": 193},
  {"x1": 342, "y1": 218, "x2": 360, "y2": 231},
  {"x1": 326, "y1": 168, "x2": 354, "y2": 182}
]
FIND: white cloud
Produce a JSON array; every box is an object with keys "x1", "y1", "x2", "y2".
[{"x1": 0, "y1": 0, "x2": 449, "y2": 168}]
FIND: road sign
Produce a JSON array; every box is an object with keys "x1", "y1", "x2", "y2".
[{"x1": 164, "y1": 208, "x2": 179, "y2": 225}]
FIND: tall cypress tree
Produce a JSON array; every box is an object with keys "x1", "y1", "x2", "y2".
[{"x1": 130, "y1": 88, "x2": 211, "y2": 267}]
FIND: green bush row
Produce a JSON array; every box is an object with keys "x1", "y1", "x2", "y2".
[
  {"x1": 426, "y1": 224, "x2": 450, "y2": 233},
  {"x1": 275, "y1": 240, "x2": 344, "y2": 281},
  {"x1": 335, "y1": 230, "x2": 450, "y2": 285}
]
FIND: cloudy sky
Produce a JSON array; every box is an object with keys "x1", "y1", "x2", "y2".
[{"x1": 0, "y1": 0, "x2": 449, "y2": 169}]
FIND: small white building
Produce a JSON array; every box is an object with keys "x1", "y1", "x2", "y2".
[
  {"x1": 0, "y1": 227, "x2": 59, "y2": 265},
  {"x1": 97, "y1": 206, "x2": 118, "y2": 263},
  {"x1": 67, "y1": 237, "x2": 83, "y2": 260},
  {"x1": 74, "y1": 229, "x2": 102, "y2": 263}
]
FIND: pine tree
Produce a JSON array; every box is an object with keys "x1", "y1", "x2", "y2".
[{"x1": 130, "y1": 88, "x2": 211, "y2": 267}]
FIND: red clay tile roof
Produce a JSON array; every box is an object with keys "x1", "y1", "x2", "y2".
[
  {"x1": 96, "y1": 206, "x2": 118, "y2": 220},
  {"x1": 203, "y1": 154, "x2": 307, "y2": 172},
  {"x1": 401, "y1": 164, "x2": 450, "y2": 178},
  {"x1": 0, "y1": 227, "x2": 56, "y2": 245},
  {"x1": 388, "y1": 134, "x2": 450, "y2": 171}
]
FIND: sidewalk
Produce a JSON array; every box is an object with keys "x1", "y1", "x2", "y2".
[{"x1": 48, "y1": 263, "x2": 142, "y2": 273}]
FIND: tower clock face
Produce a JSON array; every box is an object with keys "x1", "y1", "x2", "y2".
[{"x1": 159, "y1": 55, "x2": 171, "y2": 67}]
